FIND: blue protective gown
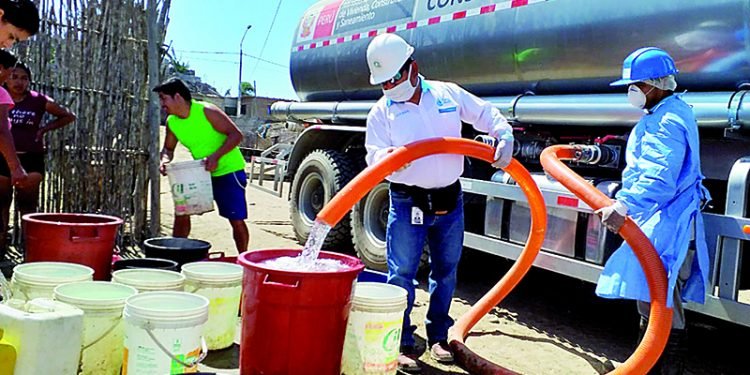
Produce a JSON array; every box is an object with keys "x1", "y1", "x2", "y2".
[{"x1": 595, "y1": 94, "x2": 710, "y2": 308}]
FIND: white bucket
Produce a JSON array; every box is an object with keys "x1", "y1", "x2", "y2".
[
  {"x1": 122, "y1": 291, "x2": 209, "y2": 375},
  {"x1": 166, "y1": 159, "x2": 214, "y2": 216},
  {"x1": 53, "y1": 281, "x2": 138, "y2": 375},
  {"x1": 10, "y1": 262, "x2": 94, "y2": 303},
  {"x1": 112, "y1": 269, "x2": 186, "y2": 292},
  {"x1": 341, "y1": 282, "x2": 408, "y2": 375},
  {"x1": 181, "y1": 261, "x2": 243, "y2": 350}
]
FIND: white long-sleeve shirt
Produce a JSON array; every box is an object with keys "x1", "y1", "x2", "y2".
[{"x1": 365, "y1": 79, "x2": 512, "y2": 188}]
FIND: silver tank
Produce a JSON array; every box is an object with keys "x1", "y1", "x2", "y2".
[{"x1": 290, "y1": 0, "x2": 750, "y2": 102}]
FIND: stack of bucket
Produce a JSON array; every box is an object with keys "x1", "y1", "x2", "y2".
[
  {"x1": 3, "y1": 245, "x2": 410, "y2": 374},
  {"x1": 0, "y1": 261, "x2": 213, "y2": 375}
]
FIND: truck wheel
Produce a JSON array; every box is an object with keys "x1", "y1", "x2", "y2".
[
  {"x1": 290, "y1": 150, "x2": 355, "y2": 249},
  {"x1": 351, "y1": 182, "x2": 429, "y2": 272}
]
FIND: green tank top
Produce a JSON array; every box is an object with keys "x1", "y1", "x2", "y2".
[{"x1": 167, "y1": 100, "x2": 245, "y2": 177}]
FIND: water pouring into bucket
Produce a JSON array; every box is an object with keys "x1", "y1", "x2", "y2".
[{"x1": 260, "y1": 220, "x2": 350, "y2": 272}]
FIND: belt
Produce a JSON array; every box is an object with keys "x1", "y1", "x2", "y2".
[
  {"x1": 389, "y1": 180, "x2": 461, "y2": 196},
  {"x1": 389, "y1": 180, "x2": 461, "y2": 215}
]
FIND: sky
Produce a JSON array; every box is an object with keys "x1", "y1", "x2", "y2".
[{"x1": 165, "y1": 0, "x2": 319, "y2": 100}]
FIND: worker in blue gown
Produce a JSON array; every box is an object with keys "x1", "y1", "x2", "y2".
[{"x1": 595, "y1": 47, "x2": 710, "y2": 375}]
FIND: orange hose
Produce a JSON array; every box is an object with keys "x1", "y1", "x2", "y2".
[
  {"x1": 540, "y1": 145, "x2": 672, "y2": 375},
  {"x1": 316, "y1": 137, "x2": 547, "y2": 374}
]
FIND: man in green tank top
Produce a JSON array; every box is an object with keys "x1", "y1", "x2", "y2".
[{"x1": 153, "y1": 78, "x2": 249, "y2": 253}]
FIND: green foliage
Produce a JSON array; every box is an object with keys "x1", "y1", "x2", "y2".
[
  {"x1": 240, "y1": 81, "x2": 255, "y2": 96},
  {"x1": 171, "y1": 58, "x2": 190, "y2": 74}
]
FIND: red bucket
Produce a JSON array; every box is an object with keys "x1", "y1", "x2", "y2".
[
  {"x1": 23, "y1": 213, "x2": 123, "y2": 280},
  {"x1": 238, "y1": 249, "x2": 364, "y2": 375}
]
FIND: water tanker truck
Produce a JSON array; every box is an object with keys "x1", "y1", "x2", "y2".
[{"x1": 270, "y1": 0, "x2": 750, "y2": 327}]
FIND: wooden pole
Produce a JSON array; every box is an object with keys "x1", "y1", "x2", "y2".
[{"x1": 147, "y1": 0, "x2": 161, "y2": 237}]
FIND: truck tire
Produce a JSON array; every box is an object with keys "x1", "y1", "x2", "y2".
[
  {"x1": 351, "y1": 181, "x2": 428, "y2": 272},
  {"x1": 290, "y1": 149, "x2": 355, "y2": 250}
]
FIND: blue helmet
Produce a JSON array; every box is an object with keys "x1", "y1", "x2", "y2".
[{"x1": 610, "y1": 47, "x2": 679, "y2": 86}]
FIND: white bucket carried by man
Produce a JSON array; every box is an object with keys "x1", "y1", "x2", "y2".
[{"x1": 166, "y1": 159, "x2": 214, "y2": 216}]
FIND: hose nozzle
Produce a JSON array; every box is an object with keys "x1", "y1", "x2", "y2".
[{"x1": 573, "y1": 145, "x2": 617, "y2": 165}]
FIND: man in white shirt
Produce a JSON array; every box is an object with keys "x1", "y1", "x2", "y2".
[{"x1": 365, "y1": 33, "x2": 514, "y2": 373}]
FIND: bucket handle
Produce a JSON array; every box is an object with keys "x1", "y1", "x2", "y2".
[
  {"x1": 144, "y1": 323, "x2": 208, "y2": 369},
  {"x1": 184, "y1": 285, "x2": 204, "y2": 294},
  {"x1": 262, "y1": 274, "x2": 300, "y2": 289},
  {"x1": 70, "y1": 227, "x2": 101, "y2": 242},
  {"x1": 82, "y1": 319, "x2": 121, "y2": 350},
  {"x1": 207, "y1": 251, "x2": 225, "y2": 260}
]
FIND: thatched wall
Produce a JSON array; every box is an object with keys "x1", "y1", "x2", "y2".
[{"x1": 12, "y1": 0, "x2": 171, "y2": 252}]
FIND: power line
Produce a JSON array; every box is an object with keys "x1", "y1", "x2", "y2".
[
  {"x1": 250, "y1": 0, "x2": 284, "y2": 77},
  {"x1": 174, "y1": 50, "x2": 239, "y2": 55},
  {"x1": 174, "y1": 49, "x2": 289, "y2": 68}
]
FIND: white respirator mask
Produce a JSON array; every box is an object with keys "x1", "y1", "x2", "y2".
[
  {"x1": 383, "y1": 66, "x2": 417, "y2": 102},
  {"x1": 627, "y1": 84, "x2": 654, "y2": 109}
]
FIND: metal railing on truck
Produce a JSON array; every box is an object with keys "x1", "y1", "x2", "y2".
[{"x1": 460, "y1": 156, "x2": 750, "y2": 328}]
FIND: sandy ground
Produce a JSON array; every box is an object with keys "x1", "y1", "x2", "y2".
[{"x1": 162, "y1": 136, "x2": 748, "y2": 375}]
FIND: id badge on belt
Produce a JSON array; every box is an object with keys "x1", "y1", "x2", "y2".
[{"x1": 411, "y1": 207, "x2": 424, "y2": 225}]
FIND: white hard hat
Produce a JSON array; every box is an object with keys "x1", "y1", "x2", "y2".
[{"x1": 366, "y1": 33, "x2": 415, "y2": 85}]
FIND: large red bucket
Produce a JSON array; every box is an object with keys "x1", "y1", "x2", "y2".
[
  {"x1": 23, "y1": 213, "x2": 123, "y2": 280},
  {"x1": 238, "y1": 248, "x2": 365, "y2": 375}
]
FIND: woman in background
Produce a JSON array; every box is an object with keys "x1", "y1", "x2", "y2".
[{"x1": 0, "y1": 62, "x2": 74, "y2": 255}]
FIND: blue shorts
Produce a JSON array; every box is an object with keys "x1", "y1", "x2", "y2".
[{"x1": 211, "y1": 170, "x2": 248, "y2": 220}]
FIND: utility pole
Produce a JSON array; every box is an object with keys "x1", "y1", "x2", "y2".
[{"x1": 237, "y1": 25, "x2": 252, "y2": 118}]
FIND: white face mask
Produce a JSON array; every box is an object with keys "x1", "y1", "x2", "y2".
[
  {"x1": 627, "y1": 84, "x2": 653, "y2": 109},
  {"x1": 382, "y1": 66, "x2": 417, "y2": 102}
]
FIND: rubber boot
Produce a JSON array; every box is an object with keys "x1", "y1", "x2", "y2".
[{"x1": 638, "y1": 317, "x2": 687, "y2": 375}]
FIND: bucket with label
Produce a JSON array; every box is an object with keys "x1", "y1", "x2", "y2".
[
  {"x1": 10, "y1": 262, "x2": 94, "y2": 303},
  {"x1": 238, "y1": 249, "x2": 365, "y2": 374},
  {"x1": 122, "y1": 291, "x2": 209, "y2": 375},
  {"x1": 341, "y1": 282, "x2": 408, "y2": 375},
  {"x1": 166, "y1": 159, "x2": 214, "y2": 216},
  {"x1": 112, "y1": 269, "x2": 185, "y2": 292},
  {"x1": 181, "y1": 261, "x2": 243, "y2": 350},
  {"x1": 53, "y1": 281, "x2": 138, "y2": 375}
]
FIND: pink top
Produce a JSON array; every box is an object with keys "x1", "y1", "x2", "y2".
[
  {"x1": 10, "y1": 91, "x2": 49, "y2": 152},
  {"x1": 0, "y1": 87, "x2": 14, "y2": 130}
]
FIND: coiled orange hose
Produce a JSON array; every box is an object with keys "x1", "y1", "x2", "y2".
[
  {"x1": 540, "y1": 145, "x2": 672, "y2": 374},
  {"x1": 316, "y1": 137, "x2": 547, "y2": 374}
]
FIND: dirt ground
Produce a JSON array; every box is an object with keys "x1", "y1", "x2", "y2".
[{"x1": 162, "y1": 140, "x2": 748, "y2": 375}]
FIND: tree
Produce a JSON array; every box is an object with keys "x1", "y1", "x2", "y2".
[
  {"x1": 170, "y1": 57, "x2": 190, "y2": 74},
  {"x1": 240, "y1": 81, "x2": 255, "y2": 96}
]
